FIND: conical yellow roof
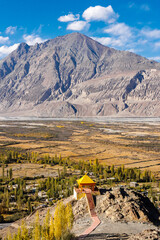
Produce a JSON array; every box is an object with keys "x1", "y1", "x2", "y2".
[{"x1": 77, "y1": 174, "x2": 95, "y2": 185}]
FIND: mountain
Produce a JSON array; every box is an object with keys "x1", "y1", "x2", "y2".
[{"x1": 0, "y1": 32, "x2": 160, "y2": 117}]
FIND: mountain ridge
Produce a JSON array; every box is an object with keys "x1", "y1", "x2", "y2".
[{"x1": 0, "y1": 32, "x2": 160, "y2": 117}]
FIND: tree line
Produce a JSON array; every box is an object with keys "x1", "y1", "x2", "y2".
[{"x1": 4, "y1": 201, "x2": 74, "y2": 240}]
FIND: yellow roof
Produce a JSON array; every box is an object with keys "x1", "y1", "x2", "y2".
[{"x1": 77, "y1": 174, "x2": 95, "y2": 185}]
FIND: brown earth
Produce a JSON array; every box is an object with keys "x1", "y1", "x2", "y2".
[
  {"x1": 128, "y1": 229, "x2": 160, "y2": 240},
  {"x1": 0, "y1": 120, "x2": 160, "y2": 176},
  {"x1": 0, "y1": 163, "x2": 63, "y2": 178}
]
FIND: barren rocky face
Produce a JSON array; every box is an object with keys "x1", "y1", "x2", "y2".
[
  {"x1": 128, "y1": 229, "x2": 160, "y2": 240},
  {"x1": 0, "y1": 32, "x2": 160, "y2": 117},
  {"x1": 96, "y1": 188, "x2": 160, "y2": 224},
  {"x1": 73, "y1": 187, "x2": 160, "y2": 225}
]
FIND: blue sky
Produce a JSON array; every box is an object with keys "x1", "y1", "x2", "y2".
[{"x1": 0, "y1": 0, "x2": 160, "y2": 61}]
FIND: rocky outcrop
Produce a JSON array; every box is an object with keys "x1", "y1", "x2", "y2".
[
  {"x1": 0, "y1": 33, "x2": 160, "y2": 117},
  {"x1": 72, "y1": 197, "x2": 88, "y2": 220},
  {"x1": 96, "y1": 187, "x2": 160, "y2": 224},
  {"x1": 128, "y1": 229, "x2": 160, "y2": 240},
  {"x1": 72, "y1": 187, "x2": 160, "y2": 225}
]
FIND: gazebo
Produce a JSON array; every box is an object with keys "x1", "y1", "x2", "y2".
[{"x1": 77, "y1": 174, "x2": 96, "y2": 191}]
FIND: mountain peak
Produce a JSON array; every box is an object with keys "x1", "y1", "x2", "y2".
[
  {"x1": 16, "y1": 42, "x2": 30, "y2": 56},
  {"x1": 0, "y1": 33, "x2": 160, "y2": 117},
  {"x1": 17, "y1": 42, "x2": 30, "y2": 51}
]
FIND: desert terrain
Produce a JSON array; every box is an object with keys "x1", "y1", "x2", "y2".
[{"x1": 0, "y1": 118, "x2": 159, "y2": 176}]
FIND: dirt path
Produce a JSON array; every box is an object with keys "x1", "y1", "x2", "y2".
[{"x1": 79, "y1": 189, "x2": 101, "y2": 239}]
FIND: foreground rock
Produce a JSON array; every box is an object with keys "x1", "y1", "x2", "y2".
[
  {"x1": 72, "y1": 195, "x2": 88, "y2": 219},
  {"x1": 128, "y1": 229, "x2": 160, "y2": 240},
  {"x1": 72, "y1": 187, "x2": 160, "y2": 238},
  {"x1": 96, "y1": 187, "x2": 160, "y2": 224}
]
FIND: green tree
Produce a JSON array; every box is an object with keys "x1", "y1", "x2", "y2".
[
  {"x1": 111, "y1": 165, "x2": 115, "y2": 176},
  {"x1": 6, "y1": 190, "x2": 10, "y2": 209},
  {"x1": 9, "y1": 168, "x2": 13, "y2": 180},
  {"x1": 2, "y1": 165, "x2": 4, "y2": 179},
  {"x1": 27, "y1": 197, "x2": 32, "y2": 213}
]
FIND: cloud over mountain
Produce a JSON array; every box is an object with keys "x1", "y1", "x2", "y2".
[
  {"x1": 82, "y1": 5, "x2": 119, "y2": 23},
  {"x1": 0, "y1": 36, "x2": 9, "y2": 44},
  {"x1": 23, "y1": 34, "x2": 47, "y2": 46},
  {"x1": 58, "y1": 13, "x2": 80, "y2": 22},
  {"x1": 0, "y1": 43, "x2": 19, "y2": 58},
  {"x1": 67, "y1": 21, "x2": 89, "y2": 31}
]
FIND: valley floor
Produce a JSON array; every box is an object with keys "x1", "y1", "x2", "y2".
[{"x1": 0, "y1": 119, "x2": 160, "y2": 176}]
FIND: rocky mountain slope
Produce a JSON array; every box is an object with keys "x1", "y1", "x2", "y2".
[{"x1": 0, "y1": 32, "x2": 160, "y2": 117}]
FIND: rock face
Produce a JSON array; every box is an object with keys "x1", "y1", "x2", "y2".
[
  {"x1": 72, "y1": 196, "x2": 88, "y2": 220},
  {"x1": 96, "y1": 187, "x2": 160, "y2": 224},
  {"x1": 128, "y1": 229, "x2": 160, "y2": 240},
  {"x1": 72, "y1": 187, "x2": 160, "y2": 224},
  {"x1": 0, "y1": 32, "x2": 160, "y2": 117}
]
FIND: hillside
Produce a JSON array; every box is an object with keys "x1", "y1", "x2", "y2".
[
  {"x1": 0, "y1": 32, "x2": 160, "y2": 117},
  {"x1": 0, "y1": 187, "x2": 159, "y2": 239}
]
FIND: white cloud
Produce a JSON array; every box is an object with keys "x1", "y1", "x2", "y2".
[
  {"x1": 141, "y1": 28, "x2": 160, "y2": 39},
  {"x1": 149, "y1": 56, "x2": 160, "y2": 61},
  {"x1": 23, "y1": 34, "x2": 47, "y2": 45},
  {"x1": 0, "y1": 36, "x2": 9, "y2": 44},
  {"x1": 104, "y1": 23, "x2": 132, "y2": 38},
  {"x1": 92, "y1": 36, "x2": 124, "y2": 47},
  {"x1": 97, "y1": 23, "x2": 134, "y2": 48},
  {"x1": 129, "y1": 3, "x2": 150, "y2": 11},
  {"x1": 140, "y1": 4, "x2": 150, "y2": 11},
  {"x1": 128, "y1": 2, "x2": 135, "y2": 8},
  {"x1": 82, "y1": 5, "x2": 119, "y2": 23},
  {"x1": 154, "y1": 42, "x2": 160, "y2": 49},
  {"x1": 137, "y1": 39, "x2": 148, "y2": 45},
  {"x1": 0, "y1": 43, "x2": 19, "y2": 58},
  {"x1": 5, "y1": 26, "x2": 17, "y2": 35},
  {"x1": 92, "y1": 37, "x2": 112, "y2": 46},
  {"x1": 126, "y1": 48, "x2": 136, "y2": 53},
  {"x1": 58, "y1": 13, "x2": 80, "y2": 22},
  {"x1": 67, "y1": 21, "x2": 90, "y2": 31}
]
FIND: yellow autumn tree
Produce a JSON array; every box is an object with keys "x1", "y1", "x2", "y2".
[
  {"x1": 54, "y1": 201, "x2": 74, "y2": 240},
  {"x1": 16, "y1": 227, "x2": 21, "y2": 240},
  {"x1": 65, "y1": 203, "x2": 74, "y2": 231},
  {"x1": 54, "y1": 201, "x2": 67, "y2": 240},
  {"x1": 7, "y1": 232, "x2": 12, "y2": 240},
  {"x1": 42, "y1": 209, "x2": 50, "y2": 240},
  {"x1": 12, "y1": 233, "x2": 17, "y2": 240},
  {"x1": 21, "y1": 220, "x2": 29, "y2": 240},
  {"x1": 49, "y1": 216, "x2": 54, "y2": 240},
  {"x1": 33, "y1": 211, "x2": 41, "y2": 240},
  {"x1": 5, "y1": 202, "x2": 74, "y2": 240}
]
